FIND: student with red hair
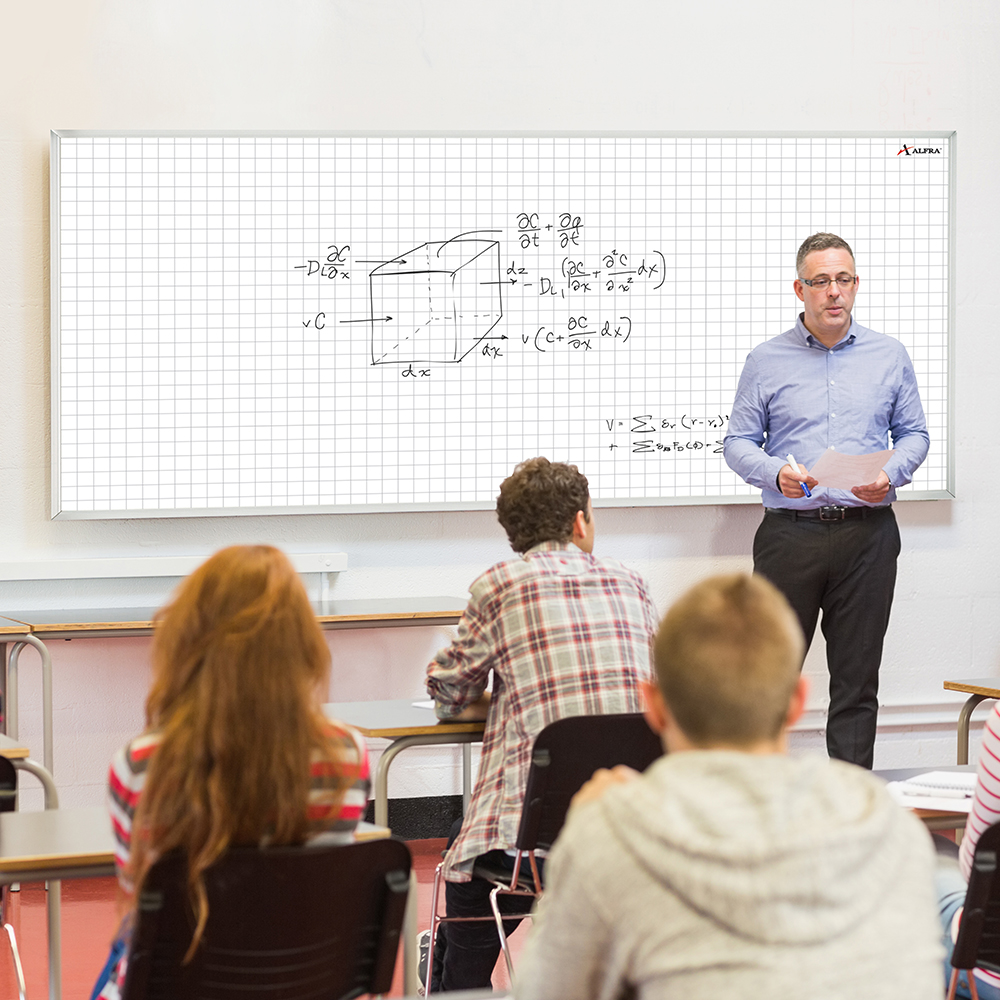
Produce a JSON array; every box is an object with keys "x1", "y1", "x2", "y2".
[{"x1": 93, "y1": 545, "x2": 369, "y2": 999}]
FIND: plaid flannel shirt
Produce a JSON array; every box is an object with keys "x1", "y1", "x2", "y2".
[{"x1": 427, "y1": 540, "x2": 657, "y2": 881}]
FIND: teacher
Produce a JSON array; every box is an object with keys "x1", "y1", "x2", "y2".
[{"x1": 723, "y1": 233, "x2": 929, "y2": 768}]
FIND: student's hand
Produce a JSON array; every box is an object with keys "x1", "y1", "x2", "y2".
[
  {"x1": 778, "y1": 463, "x2": 819, "y2": 499},
  {"x1": 851, "y1": 470, "x2": 891, "y2": 504},
  {"x1": 449, "y1": 692, "x2": 491, "y2": 721},
  {"x1": 570, "y1": 765, "x2": 639, "y2": 813}
]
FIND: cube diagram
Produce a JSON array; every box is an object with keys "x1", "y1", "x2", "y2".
[{"x1": 370, "y1": 239, "x2": 503, "y2": 365}]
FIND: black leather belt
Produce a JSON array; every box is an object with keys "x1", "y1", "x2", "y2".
[{"x1": 766, "y1": 505, "x2": 886, "y2": 522}]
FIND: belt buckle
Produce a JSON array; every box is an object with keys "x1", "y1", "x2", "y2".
[{"x1": 818, "y1": 505, "x2": 847, "y2": 521}]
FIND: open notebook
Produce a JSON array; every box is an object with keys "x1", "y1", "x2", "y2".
[{"x1": 886, "y1": 770, "x2": 976, "y2": 812}]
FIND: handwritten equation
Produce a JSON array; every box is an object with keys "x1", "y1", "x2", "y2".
[
  {"x1": 604, "y1": 414, "x2": 730, "y2": 455},
  {"x1": 516, "y1": 211, "x2": 583, "y2": 249},
  {"x1": 288, "y1": 221, "x2": 666, "y2": 375}
]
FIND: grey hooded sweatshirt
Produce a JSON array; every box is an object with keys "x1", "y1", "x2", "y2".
[{"x1": 516, "y1": 750, "x2": 942, "y2": 1000}]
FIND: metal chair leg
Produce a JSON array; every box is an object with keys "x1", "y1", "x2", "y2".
[
  {"x1": 2, "y1": 886, "x2": 26, "y2": 1000},
  {"x1": 488, "y1": 883, "x2": 517, "y2": 985},
  {"x1": 426, "y1": 861, "x2": 446, "y2": 995}
]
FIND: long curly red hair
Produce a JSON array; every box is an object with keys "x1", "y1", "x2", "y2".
[{"x1": 129, "y1": 545, "x2": 347, "y2": 955}]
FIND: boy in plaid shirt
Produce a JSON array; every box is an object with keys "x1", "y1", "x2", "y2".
[{"x1": 426, "y1": 457, "x2": 657, "y2": 992}]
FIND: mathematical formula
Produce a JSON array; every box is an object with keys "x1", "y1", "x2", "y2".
[
  {"x1": 603, "y1": 414, "x2": 730, "y2": 455},
  {"x1": 288, "y1": 214, "x2": 667, "y2": 377}
]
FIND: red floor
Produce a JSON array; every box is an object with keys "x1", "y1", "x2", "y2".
[{"x1": 0, "y1": 838, "x2": 523, "y2": 998}]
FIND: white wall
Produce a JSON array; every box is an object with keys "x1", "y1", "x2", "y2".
[{"x1": 1, "y1": 0, "x2": 998, "y2": 808}]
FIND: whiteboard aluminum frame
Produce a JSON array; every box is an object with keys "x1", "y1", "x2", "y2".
[{"x1": 50, "y1": 130, "x2": 956, "y2": 519}]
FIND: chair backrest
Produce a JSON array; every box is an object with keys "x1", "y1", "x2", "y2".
[
  {"x1": 953, "y1": 819, "x2": 1000, "y2": 976},
  {"x1": 121, "y1": 837, "x2": 411, "y2": 1000},
  {"x1": 0, "y1": 756, "x2": 16, "y2": 814},
  {"x1": 515, "y1": 712, "x2": 663, "y2": 852}
]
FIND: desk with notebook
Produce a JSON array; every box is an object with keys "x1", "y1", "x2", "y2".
[{"x1": 875, "y1": 765, "x2": 975, "y2": 832}]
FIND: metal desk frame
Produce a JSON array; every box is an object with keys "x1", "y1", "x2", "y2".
[{"x1": 943, "y1": 679, "x2": 1000, "y2": 764}]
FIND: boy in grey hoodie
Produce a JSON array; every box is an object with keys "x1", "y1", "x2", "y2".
[{"x1": 517, "y1": 573, "x2": 942, "y2": 1000}]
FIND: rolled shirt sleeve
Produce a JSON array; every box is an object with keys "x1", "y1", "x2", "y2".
[{"x1": 426, "y1": 580, "x2": 494, "y2": 720}]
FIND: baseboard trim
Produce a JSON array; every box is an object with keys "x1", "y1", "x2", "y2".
[{"x1": 364, "y1": 794, "x2": 463, "y2": 840}]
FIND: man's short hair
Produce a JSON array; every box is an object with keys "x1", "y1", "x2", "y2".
[
  {"x1": 796, "y1": 232, "x2": 855, "y2": 277},
  {"x1": 496, "y1": 457, "x2": 590, "y2": 554},
  {"x1": 653, "y1": 573, "x2": 805, "y2": 747}
]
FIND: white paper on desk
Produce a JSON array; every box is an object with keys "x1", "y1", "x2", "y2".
[
  {"x1": 411, "y1": 699, "x2": 436, "y2": 709},
  {"x1": 807, "y1": 447, "x2": 895, "y2": 490},
  {"x1": 885, "y1": 782, "x2": 973, "y2": 813}
]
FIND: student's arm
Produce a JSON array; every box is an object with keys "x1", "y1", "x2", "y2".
[{"x1": 425, "y1": 576, "x2": 498, "y2": 720}]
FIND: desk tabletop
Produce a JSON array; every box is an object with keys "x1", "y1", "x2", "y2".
[
  {"x1": 354, "y1": 821, "x2": 392, "y2": 842},
  {"x1": 326, "y1": 699, "x2": 486, "y2": 738},
  {"x1": 0, "y1": 807, "x2": 391, "y2": 881},
  {"x1": 0, "y1": 617, "x2": 31, "y2": 636},
  {"x1": 874, "y1": 765, "x2": 974, "y2": 825},
  {"x1": 944, "y1": 678, "x2": 1000, "y2": 698},
  {"x1": 0, "y1": 598, "x2": 467, "y2": 639},
  {"x1": 0, "y1": 734, "x2": 30, "y2": 760},
  {"x1": 874, "y1": 764, "x2": 975, "y2": 783},
  {"x1": 0, "y1": 805, "x2": 114, "y2": 875}
]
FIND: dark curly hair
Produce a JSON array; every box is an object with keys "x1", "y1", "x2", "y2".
[{"x1": 496, "y1": 457, "x2": 591, "y2": 554}]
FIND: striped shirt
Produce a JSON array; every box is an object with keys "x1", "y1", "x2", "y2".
[
  {"x1": 958, "y1": 702, "x2": 1000, "y2": 990},
  {"x1": 427, "y1": 540, "x2": 657, "y2": 881},
  {"x1": 98, "y1": 721, "x2": 369, "y2": 1000},
  {"x1": 107, "y1": 721, "x2": 370, "y2": 887}
]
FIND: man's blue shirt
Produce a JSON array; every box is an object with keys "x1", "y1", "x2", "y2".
[{"x1": 723, "y1": 314, "x2": 929, "y2": 509}]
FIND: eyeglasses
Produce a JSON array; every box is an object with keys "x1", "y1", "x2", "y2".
[{"x1": 800, "y1": 275, "x2": 858, "y2": 290}]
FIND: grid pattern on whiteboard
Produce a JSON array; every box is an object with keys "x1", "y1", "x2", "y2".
[{"x1": 52, "y1": 134, "x2": 951, "y2": 515}]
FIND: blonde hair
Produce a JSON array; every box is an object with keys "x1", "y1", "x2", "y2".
[
  {"x1": 129, "y1": 545, "x2": 347, "y2": 955},
  {"x1": 653, "y1": 573, "x2": 804, "y2": 747}
]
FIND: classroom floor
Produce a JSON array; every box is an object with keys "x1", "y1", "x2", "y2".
[{"x1": 0, "y1": 837, "x2": 523, "y2": 998}]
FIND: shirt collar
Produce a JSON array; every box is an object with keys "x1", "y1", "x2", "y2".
[
  {"x1": 794, "y1": 313, "x2": 859, "y2": 352},
  {"x1": 523, "y1": 539, "x2": 579, "y2": 559}
]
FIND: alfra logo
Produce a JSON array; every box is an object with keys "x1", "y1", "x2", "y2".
[{"x1": 897, "y1": 144, "x2": 943, "y2": 156}]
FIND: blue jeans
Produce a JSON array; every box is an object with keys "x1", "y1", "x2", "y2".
[{"x1": 937, "y1": 849, "x2": 1000, "y2": 999}]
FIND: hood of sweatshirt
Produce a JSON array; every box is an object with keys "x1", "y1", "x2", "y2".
[{"x1": 597, "y1": 750, "x2": 922, "y2": 946}]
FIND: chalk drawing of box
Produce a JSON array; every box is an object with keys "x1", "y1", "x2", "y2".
[{"x1": 369, "y1": 239, "x2": 503, "y2": 365}]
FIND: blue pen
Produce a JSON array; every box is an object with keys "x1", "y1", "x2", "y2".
[{"x1": 786, "y1": 454, "x2": 812, "y2": 498}]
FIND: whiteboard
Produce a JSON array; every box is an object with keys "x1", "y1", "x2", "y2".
[{"x1": 51, "y1": 132, "x2": 953, "y2": 518}]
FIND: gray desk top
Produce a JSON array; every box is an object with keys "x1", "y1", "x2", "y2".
[
  {"x1": 326, "y1": 699, "x2": 485, "y2": 738},
  {"x1": 874, "y1": 764, "x2": 975, "y2": 782},
  {"x1": 0, "y1": 597, "x2": 467, "y2": 638},
  {"x1": 0, "y1": 807, "x2": 389, "y2": 885},
  {"x1": 0, "y1": 734, "x2": 30, "y2": 759},
  {"x1": 0, "y1": 617, "x2": 31, "y2": 636},
  {"x1": 0, "y1": 805, "x2": 114, "y2": 877}
]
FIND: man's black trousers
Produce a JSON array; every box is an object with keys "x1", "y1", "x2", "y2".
[{"x1": 753, "y1": 504, "x2": 900, "y2": 769}]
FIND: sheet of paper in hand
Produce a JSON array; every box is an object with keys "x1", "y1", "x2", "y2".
[{"x1": 808, "y1": 447, "x2": 895, "y2": 490}]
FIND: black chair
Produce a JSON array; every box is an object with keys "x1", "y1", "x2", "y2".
[
  {"x1": 428, "y1": 711, "x2": 663, "y2": 990},
  {"x1": 121, "y1": 837, "x2": 411, "y2": 1000},
  {"x1": 948, "y1": 820, "x2": 1000, "y2": 1000}
]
